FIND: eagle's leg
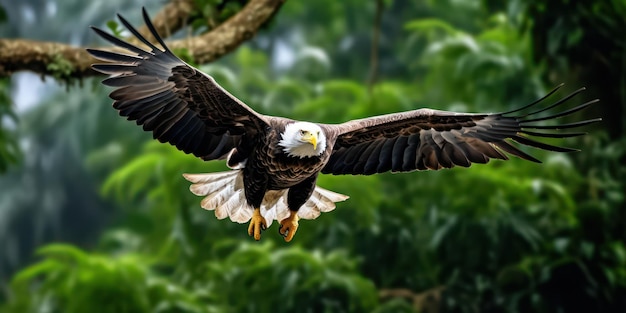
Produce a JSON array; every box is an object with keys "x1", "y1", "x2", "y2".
[
  {"x1": 279, "y1": 212, "x2": 300, "y2": 242},
  {"x1": 247, "y1": 207, "x2": 267, "y2": 241}
]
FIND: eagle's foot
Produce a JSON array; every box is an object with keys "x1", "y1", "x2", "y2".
[
  {"x1": 247, "y1": 208, "x2": 266, "y2": 241},
  {"x1": 279, "y1": 211, "x2": 300, "y2": 242}
]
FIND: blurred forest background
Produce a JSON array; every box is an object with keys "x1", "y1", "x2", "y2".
[{"x1": 0, "y1": 0, "x2": 624, "y2": 312}]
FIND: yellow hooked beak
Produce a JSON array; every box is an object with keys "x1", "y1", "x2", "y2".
[{"x1": 302, "y1": 131, "x2": 318, "y2": 150}]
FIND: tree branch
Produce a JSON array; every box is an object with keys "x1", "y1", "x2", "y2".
[
  {"x1": 137, "y1": 0, "x2": 195, "y2": 42},
  {"x1": 168, "y1": 0, "x2": 284, "y2": 64},
  {"x1": 0, "y1": 0, "x2": 286, "y2": 80},
  {"x1": 379, "y1": 286, "x2": 445, "y2": 313}
]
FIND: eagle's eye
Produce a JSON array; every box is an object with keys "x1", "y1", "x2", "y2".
[
  {"x1": 317, "y1": 131, "x2": 320, "y2": 136},
  {"x1": 300, "y1": 130, "x2": 307, "y2": 136}
]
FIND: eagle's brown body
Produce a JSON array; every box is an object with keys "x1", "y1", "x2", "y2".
[
  {"x1": 88, "y1": 9, "x2": 600, "y2": 241},
  {"x1": 242, "y1": 120, "x2": 333, "y2": 210}
]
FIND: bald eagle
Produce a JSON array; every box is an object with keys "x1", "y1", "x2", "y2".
[{"x1": 88, "y1": 9, "x2": 600, "y2": 242}]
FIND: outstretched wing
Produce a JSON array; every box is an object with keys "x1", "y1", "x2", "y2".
[
  {"x1": 87, "y1": 8, "x2": 269, "y2": 161},
  {"x1": 322, "y1": 85, "x2": 600, "y2": 175}
]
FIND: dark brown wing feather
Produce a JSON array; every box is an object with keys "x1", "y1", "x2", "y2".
[
  {"x1": 322, "y1": 85, "x2": 600, "y2": 175},
  {"x1": 87, "y1": 8, "x2": 269, "y2": 161}
]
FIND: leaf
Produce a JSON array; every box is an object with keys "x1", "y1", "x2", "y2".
[
  {"x1": 101, "y1": 153, "x2": 162, "y2": 202},
  {"x1": 11, "y1": 258, "x2": 63, "y2": 287},
  {"x1": 405, "y1": 18, "x2": 459, "y2": 36},
  {"x1": 106, "y1": 20, "x2": 121, "y2": 37},
  {"x1": 36, "y1": 243, "x2": 89, "y2": 263}
]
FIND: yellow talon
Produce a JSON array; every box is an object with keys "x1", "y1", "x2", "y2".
[
  {"x1": 279, "y1": 212, "x2": 300, "y2": 242},
  {"x1": 248, "y1": 208, "x2": 266, "y2": 241}
]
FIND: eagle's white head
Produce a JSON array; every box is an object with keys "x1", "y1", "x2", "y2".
[{"x1": 278, "y1": 122, "x2": 327, "y2": 158}]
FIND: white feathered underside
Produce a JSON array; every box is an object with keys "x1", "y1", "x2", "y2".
[{"x1": 182, "y1": 171, "x2": 349, "y2": 226}]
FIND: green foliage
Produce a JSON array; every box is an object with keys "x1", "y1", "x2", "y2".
[
  {"x1": 0, "y1": 78, "x2": 19, "y2": 173},
  {"x1": 373, "y1": 298, "x2": 417, "y2": 313},
  {"x1": 106, "y1": 20, "x2": 123, "y2": 37},
  {"x1": 8, "y1": 244, "x2": 153, "y2": 313},
  {"x1": 4, "y1": 243, "x2": 377, "y2": 313},
  {"x1": 191, "y1": 0, "x2": 246, "y2": 32},
  {"x1": 525, "y1": 0, "x2": 626, "y2": 138},
  {"x1": 204, "y1": 243, "x2": 378, "y2": 312},
  {"x1": 405, "y1": 11, "x2": 541, "y2": 110},
  {"x1": 173, "y1": 47, "x2": 197, "y2": 67}
]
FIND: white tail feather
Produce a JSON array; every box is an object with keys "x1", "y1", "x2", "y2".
[{"x1": 182, "y1": 171, "x2": 349, "y2": 225}]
